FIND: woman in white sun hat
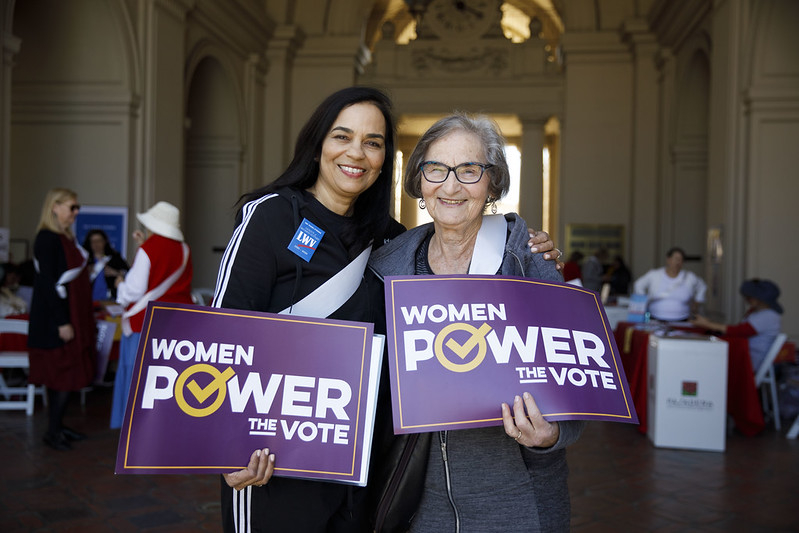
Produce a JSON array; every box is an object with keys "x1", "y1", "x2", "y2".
[{"x1": 110, "y1": 201, "x2": 194, "y2": 428}]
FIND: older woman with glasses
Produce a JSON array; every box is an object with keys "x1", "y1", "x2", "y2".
[
  {"x1": 28, "y1": 188, "x2": 96, "y2": 451},
  {"x1": 369, "y1": 114, "x2": 585, "y2": 532}
]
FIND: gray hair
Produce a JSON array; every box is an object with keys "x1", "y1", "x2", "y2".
[{"x1": 404, "y1": 113, "x2": 511, "y2": 202}]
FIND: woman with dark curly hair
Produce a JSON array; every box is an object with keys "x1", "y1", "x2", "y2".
[{"x1": 82, "y1": 229, "x2": 128, "y2": 300}]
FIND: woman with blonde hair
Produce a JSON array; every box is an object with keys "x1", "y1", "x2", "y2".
[{"x1": 28, "y1": 188, "x2": 96, "y2": 450}]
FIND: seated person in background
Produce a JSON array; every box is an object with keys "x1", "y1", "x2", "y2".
[
  {"x1": 82, "y1": 229, "x2": 129, "y2": 301},
  {"x1": 13, "y1": 259, "x2": 35, "y2": 308},
  {"x1": 691, "y1": 279, "x2": 782, "y2": 371},
  {"x1": 581, "y1": 248, "x2": 608, "y2": 292},
  {"x1": 633, "y1": 247, "x2": 706, "y2": 322},
  {"x1": 604, "y1": 255, "x2": 631, "y2": 298},
  {"x1": 1, "y1": 262, "x2": 28, "y2": 317},
  {"x1": 562, "y1": 250, "x2": 583, "y2": 283}
]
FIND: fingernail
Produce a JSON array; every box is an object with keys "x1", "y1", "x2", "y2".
[
  {"x1": 256, "y1": 450, "x2": 261, "y2": 457},
  {"x1": 515, "y1": 395, "x2": 521, "y2": 402},
  {"x1": 269, "y1": 454, "x2": 275, "y2": 461},
  {"x1": 531, "y1": 246, "x2": 538, "y2": 252},
  {"x1": 524, "y1": 392, "x2": 531, "y2": 399}
]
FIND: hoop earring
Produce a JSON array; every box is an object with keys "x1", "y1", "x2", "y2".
[{"x1": 419, "y1": 198, "x2": 426, "y2": 209}]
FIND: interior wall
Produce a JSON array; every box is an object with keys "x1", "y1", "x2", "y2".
[
  {"x1": 9, "y1": 0, "x2": 134, "y2": 248},
  {"x1": 743, "y1": 0, "x2": 799, "y2": 339}
]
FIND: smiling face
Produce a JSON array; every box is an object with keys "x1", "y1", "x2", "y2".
[
  {"x1": 421, "y1": 130, "x2": 490, "y2": 234},
  {"x1": 309, "y1": 102, "x2": 387, "y2": 215}
]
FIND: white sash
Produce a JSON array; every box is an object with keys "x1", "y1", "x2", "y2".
[
  {"x1": 279, "y1": 245, "x2": 372, "y2": 319},
  {"x1": 34, "y1": 237, "x2": 89, "y2": 299},
  {"x1": 468, "y1": 214, "x2": 508, "y2": 275},
  {"x1": 89, "y1": 256, "x2": 111, "y2": 282},
  {"x1": 122, "y1": 243, "x2": 189, "y2": 335}
]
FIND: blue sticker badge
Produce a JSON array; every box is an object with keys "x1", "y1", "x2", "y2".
[{"x1": 288, "y1": 218, "x2": 325, "y2": 262}]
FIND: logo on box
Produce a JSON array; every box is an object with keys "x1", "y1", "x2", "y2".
[{"x1": 681, "y1": 381, "x2": 698, "y2": 396}]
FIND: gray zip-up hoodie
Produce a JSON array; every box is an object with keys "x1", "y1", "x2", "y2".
[{"x1": 369, "y1": 213, "x2": 585, "y2": 533}]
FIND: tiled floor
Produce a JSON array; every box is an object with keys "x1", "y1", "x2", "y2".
[
  {"x1": 568, "y1": 420, "x2": 799, "y2": 532},
  {"x1": 1, "y1": 387, "x2": 797, "y2": 532}
]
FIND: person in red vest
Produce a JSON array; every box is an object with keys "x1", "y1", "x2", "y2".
[{"x1": 110, "y1": 201, "x2": 193, "y2": 428}]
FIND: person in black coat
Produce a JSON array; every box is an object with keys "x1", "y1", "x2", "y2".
[{"x1": 28, "y1": 188, "x2": 96, "y2": 451}]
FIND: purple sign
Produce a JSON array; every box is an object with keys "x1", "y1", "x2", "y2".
[
  {"x1": 384, "y1": 275, "x2": 638, "y2": 433},
  {"x1": 115, "y1": 302, "x2": 383, "y2": 486}
]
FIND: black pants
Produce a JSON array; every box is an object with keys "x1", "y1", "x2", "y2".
[{"x1": 220, "y1": 475, "x2": 370, "y2": 533}]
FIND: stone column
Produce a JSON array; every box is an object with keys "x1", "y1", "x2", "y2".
[
  {"x1": 654, "y1": 47, "x2": 676, "y2": 263},
  {"x1": 240, "y1": 52, "x2": 268, "y2": 192},
  {"x1": 1, "y1": 2, "x2": 20, "y2": 227},
  {"x1": 518, "y1": 118, "x2": 546, "y2": 231},
  {"x1": 290, "y1": 35, "x2": 364, "y2": 141},
  {"x1": 136, "y1": 0, "x2": 195, "y2": 214},
  {"x1": 622, "y1": 20, "x2": 660, "y2": 276},
  {"x1": 262, "y1": 25, "x2": 303, "y2": 183}
]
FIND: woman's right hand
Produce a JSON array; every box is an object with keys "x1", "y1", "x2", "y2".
[
  {"x1": 223, "y1": 448, "x2": 275, "y2": 491},
  {"x1": 58, "y1": 324, "x2": 75, "y2": 342}
]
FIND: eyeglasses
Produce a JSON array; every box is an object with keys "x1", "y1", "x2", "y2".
[{"x1": 420, "y1": 161, "x2": 493, "y2": 184}]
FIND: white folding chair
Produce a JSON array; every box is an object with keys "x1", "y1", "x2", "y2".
[
  {"x1": 754, "y1": 333, "x2": 787, "y2": 431},
  {"x1": 0, "y1": 318, "x2": 46, "y2": 415}
]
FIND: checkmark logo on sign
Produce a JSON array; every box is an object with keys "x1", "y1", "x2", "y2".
[
  {"x1": 435, "y1": 323, "x2": 493, "y2": 372},
  {"x1": 187, "y1": 367, "x2": 236, "y2": 403},
  {"x1": 445, "y1": 323, "x2": 493, "y2": 360},
  {"x1": 175, "y1": 365, "x2": 236, "y2": 417}
]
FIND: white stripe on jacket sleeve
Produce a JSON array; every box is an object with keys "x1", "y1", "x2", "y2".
[{"x1": 212, "y1": 193, "x2": 278, "y2": 308}]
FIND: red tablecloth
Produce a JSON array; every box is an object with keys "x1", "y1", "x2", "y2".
[
  {"x1": 615, "y1": 322, "x2": 765, "y2": 437},
  {"x1": 0, "y1": 314, "x2": 29, "y2": 352}
]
